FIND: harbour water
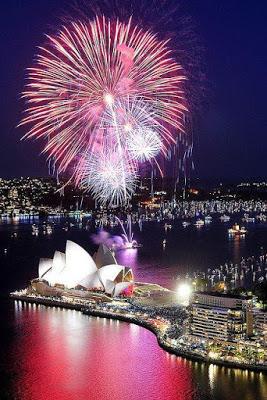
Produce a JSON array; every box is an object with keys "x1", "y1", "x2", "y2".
[{"x1": 1, "y1": 217, "x2": 267, "y2": 399}]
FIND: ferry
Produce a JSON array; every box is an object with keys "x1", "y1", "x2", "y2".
[{"x1": 228, "y1": 223, "x2": 247, "y2": 235}]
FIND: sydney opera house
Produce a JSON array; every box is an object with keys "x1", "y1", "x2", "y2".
[{"x1": 31, "y1": 241, "x2": 134, "y2": 300}]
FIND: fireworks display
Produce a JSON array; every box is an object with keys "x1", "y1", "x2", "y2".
[
  {"x1": 19, "y1": 14, "x2": 189, "y2": 206},
  {"x1": 79, "y1": 150, "x2": 137, "y2": 207},
  {"x1": 126, "y1": 128, "x2": 162, "y2": 162}
]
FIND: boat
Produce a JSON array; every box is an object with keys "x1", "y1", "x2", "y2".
[
  {"x1": 46, "y1": 224, "x2": 53, "y2": 234},
  {"x1": 182, "y1": 221, "x2": 191, "y2": 228},
  {"x1": 194, "y1": 219, "x2": 205, "y2": 227},
  {"x1": 204, "y1": 215, "x2": 212, "y2": 223},
  {"x1": 242, "y1": 215, "x2": 255, "y2": 223},
  {"x1": 115, "y1": 215, "x2": 142, "y2": 250},
  {"x1": 228, "y1": 224, "x2": 247, "y2": 235},
  {"x1": 122, "y1": 242, "x2": 142, "y2": 249},
  {"x1": 31, "y1": 224, "x2": 39, "y2": 236},
  {"x1": 220, "y1": 215, "x2": 230, "y2": 222},
  {"x1": 164, "y1": 223, "x2": 172, "y2": 231},
  {"x1": 256, "y1": 213, "x2": 267, "y2": 222}
]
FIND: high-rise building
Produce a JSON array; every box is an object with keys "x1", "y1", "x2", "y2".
[
  {"x1": 253, "y1": 309, "x2": 267, "y2": 343},
  {"x1": 189, "y1": 292, "x2": 253, "y2": 342}
]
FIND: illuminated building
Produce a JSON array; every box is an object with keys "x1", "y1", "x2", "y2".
[
  {"x1": 0, "y1": 177, "x2": 60, "y2": 215},
  {"x1": 8, "y1": 188, "x2": 19, "y2": 200},
  {"x1": 35, "y1": 241, "x2": 133, "y2": 297},
  {"x1": 189, "y1": 292, "x2": 253, "y2": 341},
  {"x1": 253, "y1": 309, "x2": 267, "y2": 342}
]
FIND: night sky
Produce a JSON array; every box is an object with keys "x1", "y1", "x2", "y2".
[{"x1": 1, "y1": 1, "x2": 266, "y2": 181}]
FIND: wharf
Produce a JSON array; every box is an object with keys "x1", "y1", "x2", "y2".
[{"x1": 10, "y1": 293, "x2": 267, "y2": 373}]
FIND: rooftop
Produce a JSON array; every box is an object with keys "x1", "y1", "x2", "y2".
[{"x1": 194, "y1": 291, "x2": 253, "y2": 300}]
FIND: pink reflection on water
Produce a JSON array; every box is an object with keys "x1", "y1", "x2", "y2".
[{"x1": 13, "y1": 302, "x2": 194, "y2": 400}]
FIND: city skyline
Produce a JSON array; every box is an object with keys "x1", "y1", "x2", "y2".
[{"x1": 1, "y1": 1, "x2": 267, "y2": 181}]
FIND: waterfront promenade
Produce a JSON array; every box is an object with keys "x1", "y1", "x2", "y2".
[{"x1": 10, "y1": 291, "x2": 267, "y2": 372}]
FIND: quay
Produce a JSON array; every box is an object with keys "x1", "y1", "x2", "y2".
[{"x1": 10, "y1": 292, "x2": 267, "y2": 373}]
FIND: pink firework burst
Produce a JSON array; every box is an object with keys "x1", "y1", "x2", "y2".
[{"x1": 19, "y1": 16, "x2": 188, "y2": 173}]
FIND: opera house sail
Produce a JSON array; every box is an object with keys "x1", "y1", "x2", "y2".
[{"x1": 33, "y1": 241, "x2": 133, "y2": 298}]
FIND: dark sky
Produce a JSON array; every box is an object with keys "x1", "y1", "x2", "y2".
[{"x1": 1, "y1": 1, "x2": 266, "y2": 181}]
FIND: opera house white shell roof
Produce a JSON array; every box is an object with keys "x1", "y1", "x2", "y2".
[
  {"x1": 38, "y1": 241, "x2": 133, "y2": 296},
  {"x1": 98, "y1": 264, "x2": 124, "y2": 288},
  {"x1": 38, "y1": 258, "x2": 53, "y2": 279}
]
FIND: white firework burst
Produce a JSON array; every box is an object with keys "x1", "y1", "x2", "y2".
[
  {"x1": 81, "y1": 150, "x2": 137, "y2": 207},
  {"x1": 126, "y1": 128, "x2": 162, "y2": 162},
  {"x1": 102, "y1": 97, "x2": 169, "y2": 151}
]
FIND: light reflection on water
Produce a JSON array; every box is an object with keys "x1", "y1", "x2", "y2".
[
  {"x1": 5, "y1": 301, "x2": 266, "y2": 400},
  {"x1": 2, "y1": 218, "x2": 267, "y2": 292},
  {"x1": 2, "y1": 220, "x2": 267, "y2": 399}
]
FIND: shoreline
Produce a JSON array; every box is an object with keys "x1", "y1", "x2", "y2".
[{"x1": 10, "y1": 293, "x2": 267, "y2": 373}]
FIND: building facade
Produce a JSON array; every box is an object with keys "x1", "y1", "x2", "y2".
[
  {"x1": 253, "y1": 309, "x2": 267, "y2": 343},
  {"x1": 189, "y1": 292, "x2": 253, "y2": 342}
]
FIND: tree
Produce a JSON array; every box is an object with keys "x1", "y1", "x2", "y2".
[{"x1": 254, "y1": 281, "x2": 267, "y2": 309}]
